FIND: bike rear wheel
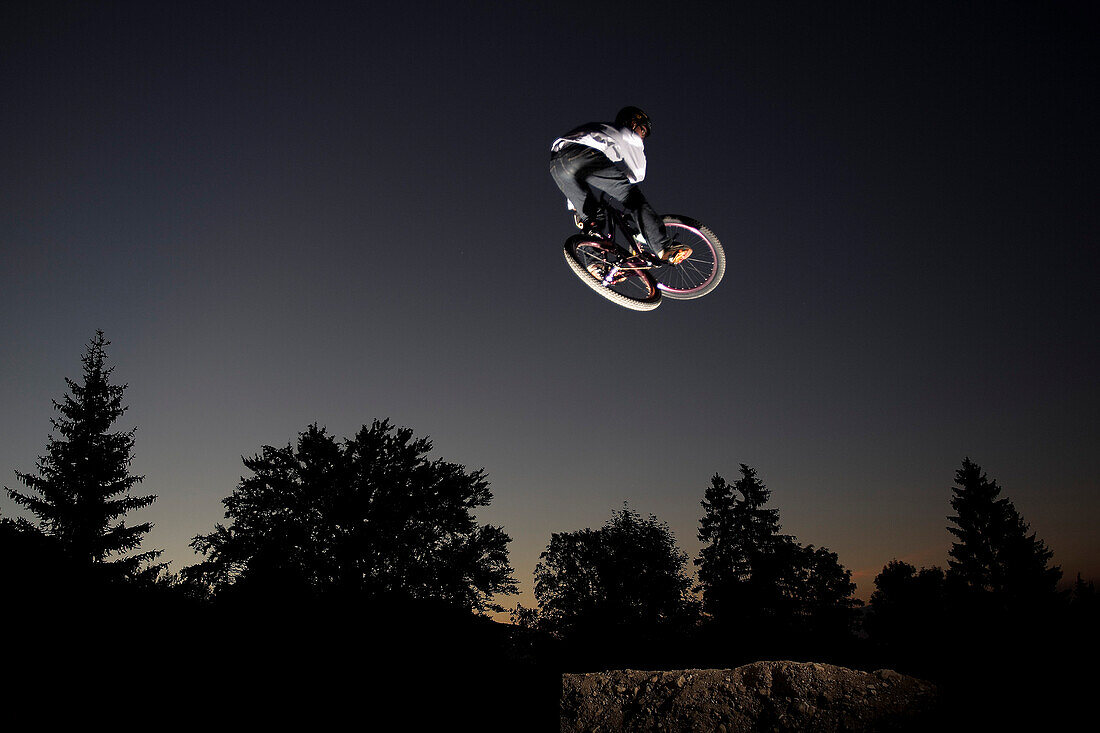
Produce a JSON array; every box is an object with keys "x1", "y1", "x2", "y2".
[
  {"x1": 563, "y1": 235, "x2": 662, "y2": 311},
  {"x1": 650, "y1": 215, "x2": 725, "y2": 299}
]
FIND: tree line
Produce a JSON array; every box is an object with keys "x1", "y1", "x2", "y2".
[{"x1": 3, "y1": 332, "x2": 1094, "y2": 724}]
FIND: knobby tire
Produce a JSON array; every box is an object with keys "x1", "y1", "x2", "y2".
[
  {"x1": 650, "y1": 215, "x2": 725, "y2": 300},
  {"x1": 562, "y1": 235, "x2": 662, "y2": 312}
]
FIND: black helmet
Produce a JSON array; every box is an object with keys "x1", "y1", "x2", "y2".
[{"x1": 615, "y1": 106, "x2": 651, "y2": 135}]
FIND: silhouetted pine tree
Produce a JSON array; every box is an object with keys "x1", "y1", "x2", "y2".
[
  {"x1": 938, "y1": 460, "x2": 1073, "y2": 722},
  {"x1": 6, "y1": 331, "x2": 160, "y2": 581},
  {"x1": 1068, "y1": 573, "x2": 1099, "y2": 649},
  {"x1": 1070, "y1": 573, "x2": 1096, "y2": 607},
  {"x1": 696, "y1": 466, "x2": 860, "y2": 655},
  {"x1": 695, "y1": 466, "x2": 791, "y2": 625},
  {"x1": 946, "y1": 457, "x2": 1061, "y2": 607}
]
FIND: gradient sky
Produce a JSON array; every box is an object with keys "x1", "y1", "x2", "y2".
[{"x1": 3, "y1": 1, "x2": 1097, "y2": 616}]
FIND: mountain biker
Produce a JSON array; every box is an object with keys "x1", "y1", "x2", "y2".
[{"x1": 549, "y1": 106, "x2": 691, "y2": 265}]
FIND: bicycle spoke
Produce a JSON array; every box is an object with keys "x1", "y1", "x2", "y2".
[
  {"x1": 574, "y1": 241, "x2": 655, "y2": 298},
  {"x1": 564, "y1": 231, "x2": 662, "y2": 310},
  {"x1": 652, "y1": 219, "x2": 722, "y2": 296}
]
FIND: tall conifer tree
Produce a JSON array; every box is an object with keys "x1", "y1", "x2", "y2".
[
  {"x1": 697, "y1": 465, "x2": 858, "y2": 633},
  {"x1": 7, "y1": 331, "x2": 160, "y2": 579},
  {"x1": 696, "y1": 465, "x2": 789, "y2": 622},
  {"x1": 946, "y1": 457, "x2": 1060, "y2": 603}
]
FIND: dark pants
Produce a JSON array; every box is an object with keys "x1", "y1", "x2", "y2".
[{"x1": 549, "y1": 143, "x2": 668, "y2": 256}]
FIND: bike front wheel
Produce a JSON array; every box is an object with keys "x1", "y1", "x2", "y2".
[
  {"x1": 650, "y1": 215, "x2": 725, "y2": 299},
  {"x1": 563, "y1": 235, "x2": 662, "y2": 311}
]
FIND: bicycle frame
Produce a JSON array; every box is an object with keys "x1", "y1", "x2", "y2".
[
  {"x1": 564, "y1": 210, "x2": 723, "y2": 309},
  {"x1": 586, "y1": 207, "x2": 658, "y2": 271}
]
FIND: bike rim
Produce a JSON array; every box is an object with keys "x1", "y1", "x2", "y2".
[
  {"x1": 572, "y1": 241, "x2": 659, "y2": 302},
  {"x1": 653, "y1": 221, "x2": 718, "y2": 295}
]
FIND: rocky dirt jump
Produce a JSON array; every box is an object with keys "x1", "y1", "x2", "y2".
[{"x1": 560, "y1": 660, "x2": 940, "y2": 732}]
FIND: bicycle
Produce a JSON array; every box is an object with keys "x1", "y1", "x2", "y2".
[{"x1": 562, "y1": 208, "x2": 725, "y2": 311}]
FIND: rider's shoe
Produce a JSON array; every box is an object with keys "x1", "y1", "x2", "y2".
[{"x1": 659, "y1": 243, "x2": 693, "y2": 265}]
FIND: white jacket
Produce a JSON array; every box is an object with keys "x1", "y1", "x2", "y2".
[{"x1": 551, "y1": 123, "x2": 647, "y2": 183}]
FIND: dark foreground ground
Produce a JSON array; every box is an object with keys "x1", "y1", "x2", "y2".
[{"x1": 4, "y1": 590, "x2": 1090, "y2": 731}]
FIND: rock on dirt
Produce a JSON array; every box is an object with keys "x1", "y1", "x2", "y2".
[{"x1": 560, "y1": 660, "x2": 939, "y2": 732}]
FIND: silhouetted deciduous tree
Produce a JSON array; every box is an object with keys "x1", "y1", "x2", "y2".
[
  {"x1": 6, "y1": 331, "x2": 160, "y2": 581},
  {"x1": 0, "y1": 515, "x2": 74, "y2": 600},
  {"x1": 947, "y1": 457, "x2": 1061, "y2": 608},
  {"x1": 866, "y1": 560, "x2": 948, "y2": 667},
  {"x1": 786, "y1": 543, "x2": 860, "y2": 634},
  {"x1": 532, "y1": 505, "x2": 698, "y2": 635},
  {"x1": 186, "y1": 420, "x2": 517, "y2": 613}
]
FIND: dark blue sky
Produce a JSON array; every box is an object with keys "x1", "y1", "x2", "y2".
[{"x1": 3, "y1": 1, "x2": 1097, "y2": 613}]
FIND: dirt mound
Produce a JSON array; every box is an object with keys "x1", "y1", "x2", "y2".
[{"x1": 560, "y1": 660, "x2": 939, "y2": 732}]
